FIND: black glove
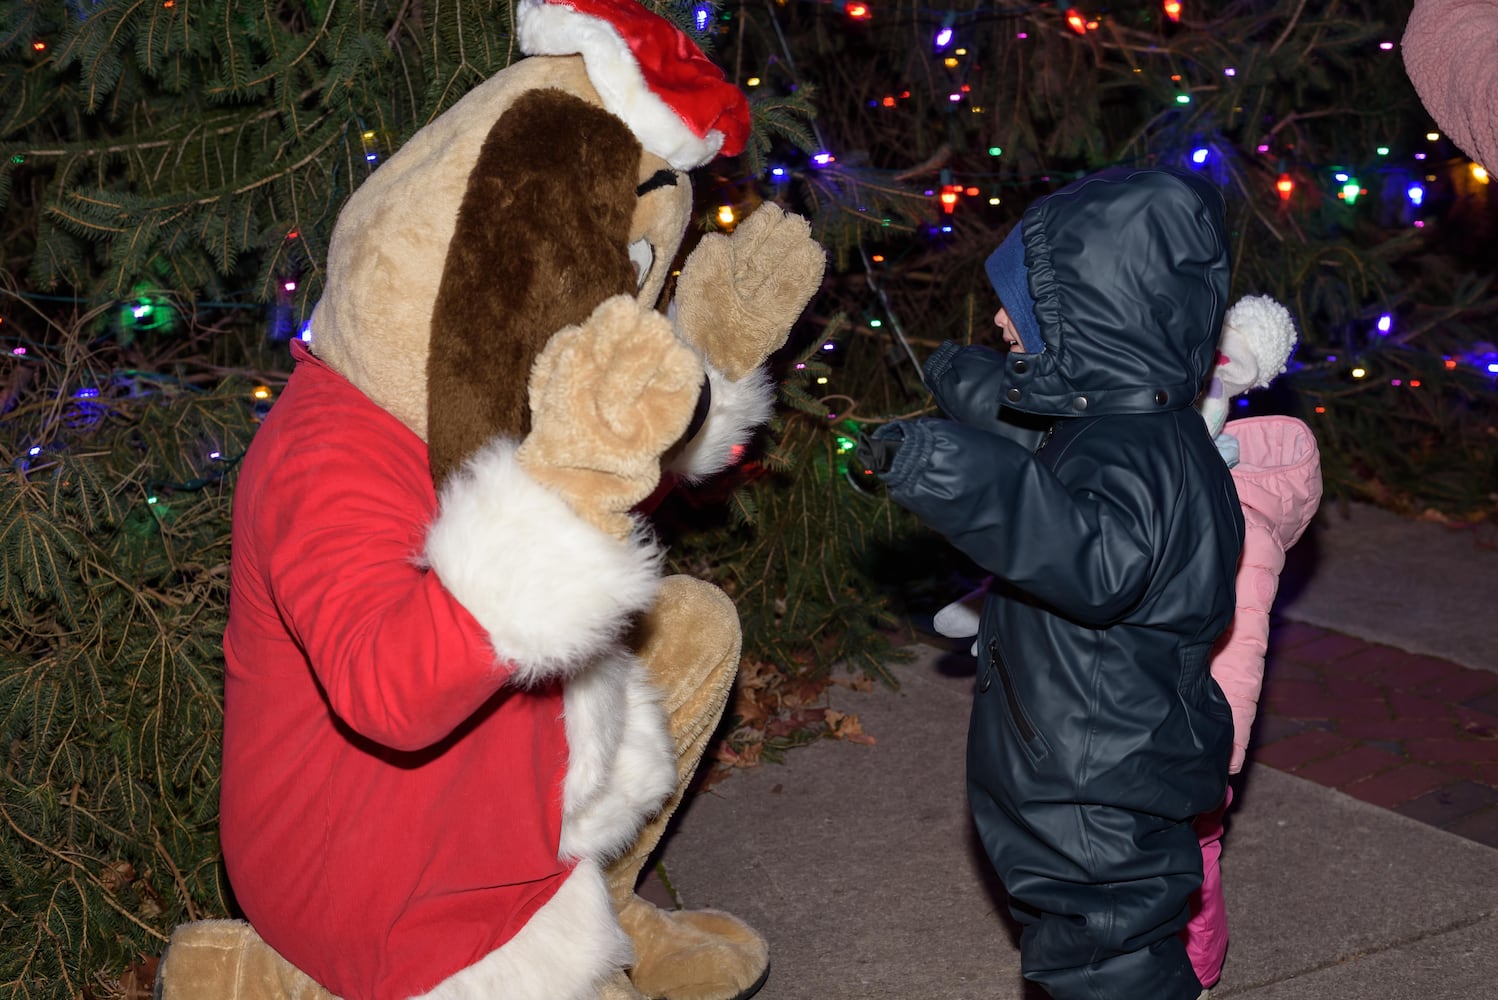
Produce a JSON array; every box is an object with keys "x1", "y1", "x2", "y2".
[{"x1": 855, "y1": 425, "x2": 904, "y2": 476}]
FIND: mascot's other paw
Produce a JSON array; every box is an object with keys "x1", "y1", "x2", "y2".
[
  {"x1": 674, "y1": 205, "x2": 826, "y2": 382},
  {"x1": 155, "y1": 920, "x2": 335, "y2": 1000},
  {"x1": 518, "y1": 295, "x2": 704, "y2": 539},
  {"x1": 618, "y1": 895, "x2": 770, "y2": 1000}
]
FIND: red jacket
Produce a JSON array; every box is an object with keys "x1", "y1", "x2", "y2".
[{"x1": 222, "y1": 342, "x2": 667, "y2": 1000}]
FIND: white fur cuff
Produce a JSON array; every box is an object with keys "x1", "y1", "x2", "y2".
[
  {"x1": 424, "y1": 438, "x2": 662, "y2": 686},
  {"x1": 667, "y1": 363, "x2": 776, "y2": 482}
]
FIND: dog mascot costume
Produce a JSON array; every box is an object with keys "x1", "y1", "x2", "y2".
[{"x1": 153, "y1": 1, "x2": 825, "y2": 998}]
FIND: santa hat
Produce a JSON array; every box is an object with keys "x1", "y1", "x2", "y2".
[{"x1": 517, "y1": 0, "x2": 752, "y2": 170}]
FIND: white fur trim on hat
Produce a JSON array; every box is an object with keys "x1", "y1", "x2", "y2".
[
  {"x1": 423, "y1": 437, "x2": 663, "y2": 686},
  {"x1": 517, "y1": 0, "x2": 725, "y2": 170}
]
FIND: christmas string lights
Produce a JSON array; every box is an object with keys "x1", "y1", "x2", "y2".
[
  {"x1": 759, "y1": 0, "x2": 922, "y2": 389},
  {"x1": 725, "y1": 0, "x2": 1498, "y2": 438},
  {"x1": 739, "y1": 0, "x2": 1441, "y2": 229}
]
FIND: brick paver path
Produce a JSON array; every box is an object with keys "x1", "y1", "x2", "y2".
[{"x1": 1253, "y1": 618, "x2": 1498, "y2": 848}]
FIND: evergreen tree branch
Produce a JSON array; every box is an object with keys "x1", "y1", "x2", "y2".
[
  {"x1": 155, "y1": 836, "x2": 199, "y2": 923},
  {"x1": 0, "y1": 801, "x2": 171, "y2": 944},
  {"x1": 1269, "y1": 0, "x2": 1312, "y2": 56}
]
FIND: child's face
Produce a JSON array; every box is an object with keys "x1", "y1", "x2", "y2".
[{"x1": 993, "y1": 306, "x2": 1022, "y2": 351}]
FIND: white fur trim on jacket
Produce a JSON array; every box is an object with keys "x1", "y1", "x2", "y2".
[
  {"x1": 666, "y1": 362, "x2": 776, "y2": 483},
  {"x1": 408, "y1": 860, "x2": 631, "y2": 1000},
  {"x1": 515, "y1": 0, "x2": 725, "y2": 170},
  {"x1": 559, "y1": 648, "x2": 677, "y2": 862},
  {"x1": 424, "y1": 438, "x2": 663, "y2": 686}
]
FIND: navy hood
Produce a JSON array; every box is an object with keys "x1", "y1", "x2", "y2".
[{"x1": 996, "y1": 166, "x2": 1230, "y2": 418}]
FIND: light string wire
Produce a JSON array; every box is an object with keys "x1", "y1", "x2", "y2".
[{"x1": 761, "y1": 0, "x2": 925, "y2": 380}]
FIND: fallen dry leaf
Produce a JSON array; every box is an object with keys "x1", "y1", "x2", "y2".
[
  {"x1": 120, "y1": 955, "x2": 159, "y2": 1000},
  {"x1": 825, "y1": 708, "x2": 876, "y2": 745}
]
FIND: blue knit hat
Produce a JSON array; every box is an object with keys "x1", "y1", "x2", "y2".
[{"x1": 984, "y1": 224, "x2": 1044, "y2": 353}]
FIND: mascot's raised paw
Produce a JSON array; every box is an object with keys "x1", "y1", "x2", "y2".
[
  {"x1": 518, "y1": 293, "x2": 705, "y2": 539},
  {"x1": 673, "y1": 204, "x2": 826, "y2": 381}
]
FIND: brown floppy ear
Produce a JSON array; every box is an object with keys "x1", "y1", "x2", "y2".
[{"x1": 427, "y1": 88, "x2": 642, "y2": 489}]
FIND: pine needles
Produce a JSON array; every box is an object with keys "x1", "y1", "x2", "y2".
[{"x1": 1, "y1": 296, "x2": 271, "y2": 999}]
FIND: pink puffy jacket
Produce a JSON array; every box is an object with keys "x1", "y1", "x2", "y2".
[
  {"x1": 1211, "y1": 414, "x2": 1323, "y2": 773},
  {"x1": 1185, "y1": 414, "x2": 1322, "y2": 988},
  {"x1": 1403, "y1": 0, "x2": 1498, "y2": 171}
]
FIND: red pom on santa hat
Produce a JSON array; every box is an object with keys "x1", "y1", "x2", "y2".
[{"x1": 517, "y1": 0, "x2": 751, "y2": 170}]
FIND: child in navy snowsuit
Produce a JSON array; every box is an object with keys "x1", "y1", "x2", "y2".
[{"x1": 862, "y1": 166, "x2": 1244, "y2": 1000}]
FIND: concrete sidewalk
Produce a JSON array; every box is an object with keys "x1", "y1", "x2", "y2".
[
  {"x1": 651, "y1": 503, "x2": 1498, "y2": 998},
  {"x1": 1272, "y1": 501, "x2": 1496, "y2": 675}
]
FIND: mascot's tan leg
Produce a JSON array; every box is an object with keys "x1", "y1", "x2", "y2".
[
  {"x1": 155, "y1": 919, "x2": 337, "y2": 1000},
  {"x1": 607, "y1": 575, "x2": 769, "y2": 1000}
]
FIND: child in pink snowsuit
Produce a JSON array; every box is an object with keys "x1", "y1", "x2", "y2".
[
  {"x1": 1183, "y1": 414, "x2": 1321, "y2": 986},
  {"x1": 1180, "y1": 296, "x2": 1323, "y2": 987}
]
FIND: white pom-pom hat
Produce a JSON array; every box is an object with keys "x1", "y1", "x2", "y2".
[
  {"x1": 1199, "y1": 295, "x2": 1298, "y2": 436},
  {"x1": 1220, "y1": 294, "x2": 1298, "y2": 392},
  {"x1": 517, "y1": 0, "x2": 751, "y2": 171}
]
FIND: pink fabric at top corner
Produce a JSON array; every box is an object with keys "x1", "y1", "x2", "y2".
[{"x1": 1403, "y1": 0, "x2": 1498, "y2": 170}]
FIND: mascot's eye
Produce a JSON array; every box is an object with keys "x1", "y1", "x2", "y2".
[{"x1": 636, "y1": 169, "x2": 678, "y2": 197}]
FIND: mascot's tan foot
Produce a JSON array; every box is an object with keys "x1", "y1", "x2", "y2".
[
  {"x1": 155, "y1": 920, "x2": 336, "y2": 1000},
  {"x1": 617, "y1": 895, "x2": 770, "y2": 1000},
  {"x1": 601, "y1": 970, "x2": 649, "y2": 1000}
]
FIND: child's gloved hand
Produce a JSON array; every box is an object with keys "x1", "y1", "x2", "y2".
[
  {"x1": 1213, "y1": 431, "x2": 1241, "y2": 469},
  {"x1": 933, "y1": 580, "x2": 991, "y2": 657},
  {"x1": 854, "y1": 423, "x2": 905, "y2": 477},
  {"x1": 933, "y1": 583, "x2": 986, "y2": 638}
]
